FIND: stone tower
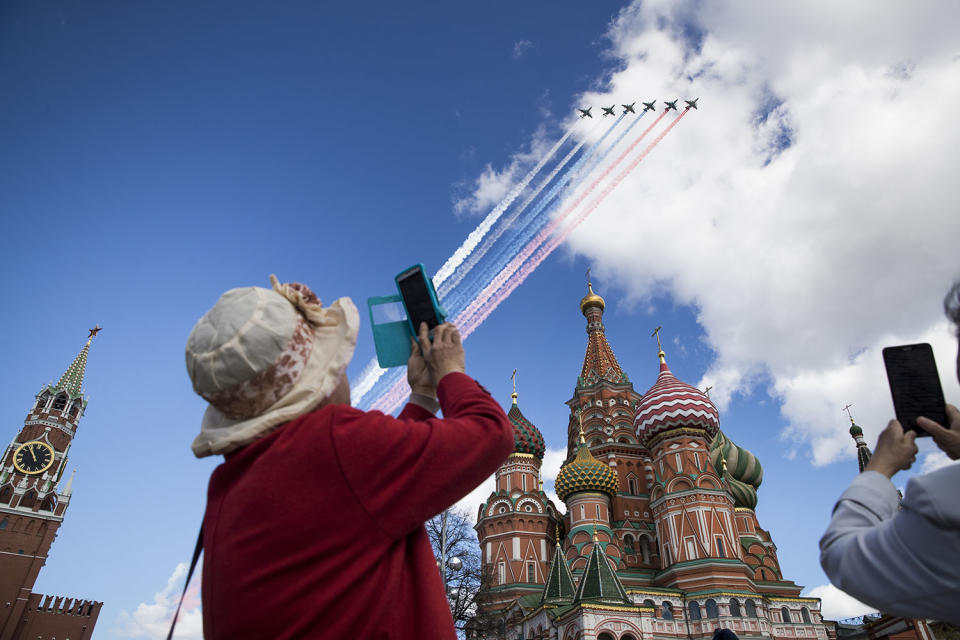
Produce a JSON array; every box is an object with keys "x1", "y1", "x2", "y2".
[{"x1": 0, "y1": 329, "x2": 103, "y2": 640}]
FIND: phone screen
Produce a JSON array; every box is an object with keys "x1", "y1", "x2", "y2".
[
  {"x1": 397, "y1": 266, "x2": 440, "y2": 333},
  {"x1": 882, "y1": 343, "x2": 947, "y2": 436}
]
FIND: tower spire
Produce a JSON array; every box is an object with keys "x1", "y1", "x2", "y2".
[
  {"x1": 578, "y1": 278, "x2": 624, "y2": 386},
  {"x1": 844, "y1": 404, "x2": 872, "y2": 473},
  {"x1": 652, "y1": 325, "x2": 667, "y2": 368},
  {"x1": 53, "y1": 326, "x2": 101, "y2": 398},
  {"x1": 511, "y1": 368, "x2": 518, "y2": 404}
]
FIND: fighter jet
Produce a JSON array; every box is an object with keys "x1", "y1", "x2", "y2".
[
  {"x1": 642, "y1": 101, "x2": 656, "y2": 111},
  {"x1": 621, "y1": 102, "x2": 636, "y2": 114},
  {"x1": 578, "y1": 107, "x2": 593, "y2": 119},
  {"x1": 664, "y1": 99, "x2": 679, "y2": 111},
  {"x1": 602, "y1": 105, "x2": 616, "y2": 116},
  {"x1": 685, "y1": 98, "x2": 699, "y2": 110}
]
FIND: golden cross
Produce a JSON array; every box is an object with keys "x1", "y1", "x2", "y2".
[
  {"x1": 511, "y1": 368, "x2": 517, "y2": 395},
  {"x1": 842, "y1": 403, "x2": 856, "y2": 424},
  {"x1": 586, "y1": 267, "x2": 592, "y2": 286},
  {"x1": 651, "y1": 326, "x2": 663, "y2": 352},
  {"x1": 704, "y1": 385, "x2": 713, "y2": 397}
]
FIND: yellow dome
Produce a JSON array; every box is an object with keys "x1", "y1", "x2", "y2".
[
  {"x1": 580, "y1": 283, "x2": 605, "y2": 314},
  {"x1": 555, "y1": 441, "x2": 618, "y2": 501}
]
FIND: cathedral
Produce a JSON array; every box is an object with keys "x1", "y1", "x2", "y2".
[
  {"x1": 0, "y1": 331, "x2": 102, "y2": 640},
  {"x1": 470, "y1": 284, "x2": 831, "y2": 640}
]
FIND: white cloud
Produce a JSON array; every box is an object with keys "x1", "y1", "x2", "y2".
[
  {"x1": 455, "y1": 473, "x2": 497, "y2": 524},
  {"x1": 921, "y1": 450, "x2": 959, "y2": 474},
  {"x1": 457, "y1": 0, "x2": 960, "y2": 466},
  {"x1": 803, "y1": 583, "x2": 876, "y2": 621},
  {"x1": 513, "y1": 39, "x2": 534, "y2": 59},
  {"x1": 116, "y1": 562, "x2": 203, "y2": 640}
]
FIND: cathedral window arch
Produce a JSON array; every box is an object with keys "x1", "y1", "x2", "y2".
[
  {"x1": 661, "y1": 601, "x2": 674, "y2": 620},
  {"x1": 705, "y1": 599, "x2": 719, "y2": 618},
  {"x1": 0, "y1": 518, "x2": 6, "y2": 530},
  {"x1": 596, "y1": 504, "x2": 601, "y2": 519},
  {"x1": 579, "y1": 504, "x2": 585, "y2": 520},
  {"x1": 52, "y1": 393, "x2": 67, "y2": 411},
  {"x1": 21, "y1": 490, "x2": 37, "y2": 509},
  {"x1": 689, "y1": 601, "x2": 701, "y2": 620},
  {"x1": 801, "y1": 607, "x2": 812, "y2": 623},
  {"x1": 0, "y1": 485, "x2": 12, "y2": 505},
  {"x1": 36, "y1": 391, "x2": 51, "y2": 411},
  {"x1": 745, "y1": 599, "x2": 757, "y2": 617},
  {"x1": 623, "y1": 534, "x2": 635, "y2": 554},
  {"x1": 643, "y1": 599, "x2": 656, "y2": 617},
  {"x1": 498, "y1": 561, "x2": 505, "y2": 585},
  {"x1": 41, "y1": 494, "x2": 57, "y2": 511},
  {"x1": 675, "y1": 453, "x2": 683, "y2": 473},
  {"x1": 730, "y1": 598, "x2": 742, "y2": 617},
  {"x1": 781, "y1": 607, "x2": 792, "y2": 623},
  {"x1": 628, "y1": 476, "x2": 638, "y2": 495},
  {"x1": 69, "y1": 399, "x2": 82, "y2": 418},
  {"x1": 597, "y1": 633, "x2": 615, "y2": 640}
]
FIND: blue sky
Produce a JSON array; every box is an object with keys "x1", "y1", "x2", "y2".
[{"x1": 2, "y1": 1, "x2": 959, "y2": 637}]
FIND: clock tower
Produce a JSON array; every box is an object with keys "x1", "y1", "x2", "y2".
[{"x1": 0, "y1": 328, "x2": 103, "y2": 640}]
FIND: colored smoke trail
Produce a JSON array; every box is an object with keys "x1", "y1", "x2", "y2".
[
  {"x1": 433, "y1": 126, "x2": 578, "y2": 288},
  {"x1": 368, "y1": 111, "x2": 688, "y2": 415},
  {"x1": 456, "y1": 110, "x2": 669, "y2": 331},
  {"x1": 438, "y1": 113, "x2": 633, "y2": 305},
  {"x1": 459, "y1": 109, "x2": 690, "y2": 339}
]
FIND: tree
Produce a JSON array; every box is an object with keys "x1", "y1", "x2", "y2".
[{"x1": 425, "y1": 508, "x2": 490, "y2": 634}]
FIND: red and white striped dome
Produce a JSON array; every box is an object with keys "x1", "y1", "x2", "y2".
[{"x1": 634, "y1": 357, "x2": 719, "y2": 447}]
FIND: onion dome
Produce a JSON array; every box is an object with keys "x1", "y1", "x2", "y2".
[
  {"x1": 634, "y1": 352, "x2": 719, "y2": 447},
  {"x1": 555, "y1": 435, "x2": 618, "y2": 501},
  {"x1": 580, "y1": 281, "x2": 605, "y2": 314},
  {"x1": 709, "y1": 430, "x2": 763, "y2": 488},
  {"x1": 724, "y1": 473, "x2": 758, "y2": 510},
  {"x1": 848, "y1": 420, "x2": 872, "y2": 473},
  {"x1": 849, "y1": 422, "x2": 863, "y2": 437},
  {"x1": 507, "y1": 392, "x2": 545, "y2": 459}
]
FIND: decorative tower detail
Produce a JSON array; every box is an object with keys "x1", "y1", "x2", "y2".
[
  {"x1": 844, "y1": 405, "x2": 872, "y2": 472},
  {"x1": 0, "y1": 328, "x2": 104, "y2": 640},
  {"x1": 475, "y1": 377, "x2": 561, "y2": 613}
]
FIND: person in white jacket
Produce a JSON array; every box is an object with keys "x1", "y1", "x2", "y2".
[{"x1": 820, "y1": 281, "x2": 960, "y2": 625}]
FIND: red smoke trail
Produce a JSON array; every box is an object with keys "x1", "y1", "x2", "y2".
[
  {"x1": 455, "y1": 110, "x2": 670, "y2": 331},
  {"x1": 459, "y1": 109, "x2": 689, "y2": 339}
]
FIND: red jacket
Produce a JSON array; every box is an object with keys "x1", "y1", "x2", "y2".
[{"x1": 201, "y1": 372, "x2": 514, "y2": 639}]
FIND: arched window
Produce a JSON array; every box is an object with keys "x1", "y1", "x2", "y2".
[
  {"x1": 745, "y1": 599, "x2": 757, "y2": 617},
  {"x1": 36, "y1": 392, "x2": 50, "y2": 411},
  {"x1": 801, "y1": 607, "x2": 811, "y2": 624},
  {"x1": 661, "y1": 601, "x2": 674, "y2": 620},
  {"x1": 597, "y1": 634, "x2": 616, "y2": 640},
  {"x1": 730, "y1": 598, "x2": 742, "y2": 617},
  {"x1": 40, "y1": 495, "x2": 57, "y2": 511},
  {"x1": 644, "y1": 599, "x2": 656, "y2": 618},
  {"x1": 623, "y1": 534, "x2": 635, "y2": 554},
  {"x1": 0, "y1": 485, "x2": 12, "y2": 504},
  {"x1": 52, "y1": 393, "x2": 67, "y2": 411},
  {"x1": 622, "y1": 635, "x2": 638, "y2": 640},
  {"x1": 591, "y1": 439, "x2": 603, "y2": 448},
  {"x1": 628, "y1": 477, "x2": 638, "y2": 494},
  {"x1": 0, "y1": 518, "x2": 6, "y2": 530},
  {"x1": 706, "y1": 599, "x2": 719, "y2": 618},
  {"x1": 781, "y1": 607, "x2": 791, "y2": 623},
  {"x1": 498, "y1": 561, "x2": 505, "y2": 585},
  {"x1": 20, "y1": 490, "x2": 37, "y2": 509},
  {"x1": 689, "y1": 602, "x2": 702, "y2": 620},
  {"x1": 580, "y1": 504, "x2": 585, "y2": 520},
  {"x1": 69, "y1": 399, "x2": 82, "y2": 418}
]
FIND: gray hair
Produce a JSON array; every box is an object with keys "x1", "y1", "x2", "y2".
[{"x1": 946, "y1": 281, "x2": 960, "y2": 331}]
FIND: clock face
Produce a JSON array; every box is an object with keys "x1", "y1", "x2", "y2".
[{"x1": 13, "y1": 441, "x2": 55, "y2": 475}]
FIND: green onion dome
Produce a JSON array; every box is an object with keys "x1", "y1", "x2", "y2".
[
  {"x1": 555, "y1": 438, "x2": 619, "y2": 501},
  {"x1": 849, "y1": 422, "x2": 863, "y2": 437},
  {"x1": 508, "y1": 393, "x2": 545, "y2": 459},
  {"x1": 709, "y1": 430, "x2": 763, "y2": 488},
  {"x1": 724, "y1": 474, "x2": 758, "y2": 510}
]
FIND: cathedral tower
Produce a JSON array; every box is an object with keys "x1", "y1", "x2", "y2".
[
  {"x1": 476, "y1": 384, "x2": 561, "y2": 612},
  {"x1": 0, "y1": 328, "x2": 103, "y2": 640}
]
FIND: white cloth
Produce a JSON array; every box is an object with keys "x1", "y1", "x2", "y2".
[{"x1": 819, "y1": 465, "x2": 960, "y2": 624}]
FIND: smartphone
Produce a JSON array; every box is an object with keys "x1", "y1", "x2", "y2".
[
  {"x1": 882, "y1": 343, "x2": 948, "y2": 436},
  {"x1": 395, "y1": 264, "x2": 443, "y2": 339}
]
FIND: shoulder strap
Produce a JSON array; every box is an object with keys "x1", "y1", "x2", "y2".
[{"x1": 167, "y1": 525, "x2": 204, "y2": 640}]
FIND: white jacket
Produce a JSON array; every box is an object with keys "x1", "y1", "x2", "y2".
[{"x1": 819, "y1": 464, "x2": 960, "y2": 624}]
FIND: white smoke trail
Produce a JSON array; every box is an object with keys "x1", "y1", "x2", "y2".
[
  {"x1": 433, "y1": 125, "x2": 579, "y2": 287},
  {"x1": 350, "y1": 357, "x2": 388, "y2": 407}
]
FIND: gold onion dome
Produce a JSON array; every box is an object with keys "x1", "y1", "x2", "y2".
[
  {"x1": 508, "y1": 393, "x2": 546, "y2": 459},
  {"x1": 580, "y1": 282, "x2": 605, "y2": 315},
  {"x1": 555, "y1": 438, "x2": 618, "y2": 501}
]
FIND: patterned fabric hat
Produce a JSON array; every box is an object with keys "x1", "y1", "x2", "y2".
[{"x1": 187, "y1": 275, "x2": 359, "y2": 457}]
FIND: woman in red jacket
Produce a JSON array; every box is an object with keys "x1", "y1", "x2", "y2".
[{"x1": 185, "y1": 276, "x2": 514, "y2": 639}]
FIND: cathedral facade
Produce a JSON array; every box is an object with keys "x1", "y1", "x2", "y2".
[
  {"x1": 0, "y1": 332, "x2": 102, "y2": 640},
  {"x1": 471, "y1": 285, "x2": 831, "y2": 640}
]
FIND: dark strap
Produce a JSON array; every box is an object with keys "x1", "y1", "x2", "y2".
[{"x1": 167, "y1": 525, "x2": 204, "y2": 640}]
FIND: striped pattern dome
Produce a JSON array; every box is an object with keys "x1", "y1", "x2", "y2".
[
  {"x1": 555, "y1": 441, "x2": 618, "y2": 501},
  {"x1": 507, "y1": 397, "x2": 545, "y2": 459},
  {"x1": 634, "y1": 360, "x2": 719, "y2": 447}
]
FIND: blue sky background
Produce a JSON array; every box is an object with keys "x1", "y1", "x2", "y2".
[{"x1": 2, "y1": 1, "x2": 959, "y2": 637}]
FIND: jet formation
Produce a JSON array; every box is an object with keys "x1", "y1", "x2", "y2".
[{"x1": 576, "y1": 99, "x2": 699, "y2": 117}]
